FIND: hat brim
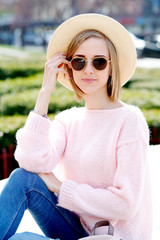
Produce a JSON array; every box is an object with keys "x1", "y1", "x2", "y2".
[{"x1": 47, "y1": 13, "x2": 137, "y2": 90}]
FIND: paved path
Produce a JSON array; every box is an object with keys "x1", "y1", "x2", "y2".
[
  {"x1": 137, "y1": 57, "x2": 160, "y2": 68},
  {"x1": 0, "y1": 46, "x2": 160, "y2": 68},
  {"x1": 0, "y1": 46, "x2": 29, "y2": 58}
]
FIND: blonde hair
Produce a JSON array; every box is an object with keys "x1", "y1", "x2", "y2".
[{"x1": 66, "y1": 30, "x2": 121, "y2": 102}]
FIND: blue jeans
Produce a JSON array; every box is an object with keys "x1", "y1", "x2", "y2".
[{"x1": 0, "y1": 168, "x2": 88, "y2": 240}]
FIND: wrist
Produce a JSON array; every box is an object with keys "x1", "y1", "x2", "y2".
[
  {"x1": 56, "y1": 182, "x2": 62, "y2": 194},
  {"x1": 33, "y1": 110, "x2": 48, "y2": 119},
  {"x1": 34, "y1": 89, "x2": 50, "y2": 115}
]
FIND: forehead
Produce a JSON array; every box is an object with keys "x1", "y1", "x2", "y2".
[{"x1": 73, "y1": 37, "x2": 109, "y2": 57}]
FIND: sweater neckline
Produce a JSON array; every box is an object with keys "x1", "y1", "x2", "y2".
[{"x1": 81, "y1": 104, "x2": 128, "y2": 113}]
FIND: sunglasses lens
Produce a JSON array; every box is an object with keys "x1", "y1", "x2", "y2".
[
  {"x1": 71, "y1": 58, "x2": 85, "y2": 71},
  {"x1": 93, "y1": 58, "x2": 107, "y2": 70}
]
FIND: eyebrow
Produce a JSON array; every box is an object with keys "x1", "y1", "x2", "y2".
[{"x1": 73, "y1": 54, "x2": 107, "y2": 58}]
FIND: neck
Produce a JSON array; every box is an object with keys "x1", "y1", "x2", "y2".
[
  {"x1": 83, "y1": 89, "x2": 124, "y2": 110},
  {"x1": 83, "y1": 90, "x2": 113, "y2": 110}
]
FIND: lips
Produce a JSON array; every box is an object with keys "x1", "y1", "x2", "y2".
[{"x1": 82, "y1": 78, "x2": 96, "y2": 83}]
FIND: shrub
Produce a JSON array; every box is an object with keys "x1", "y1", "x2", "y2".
[
  {"x1": 0, "y1": 115, "x2": 27, "y2": 148},
  {"x1": 0, "y1": 73, "x2": 42, "y2": 96},
  {"x1": 121, "y1": 88, "x2": 160, "y2": 109},
  {"x1": 142, "y1": 109, "x2": 160, "y2": 127},
  {"x1": 0, "y1": 82, "x2": 84, "y2": 116},
  {"x1": 0, "y1": 114, "x2": 55, "y2": 148},
  {"x1": 124, "y1": 67, "x2": 160, "y2": 89},
  {"x1": 0, "y1": 50, "x2": 160, "y2": 147},
  {"x1": 0, "y1": 68, "x2": 42, "y2": 80},
  {"x1": 1, "y1": 79, "x2": 160, "y2": 116},
  {"x1": 0, "y1": 52, "x2": 45, "y2": 80},
  {"x1": 0, "y1": 109, "x2": 160, "y2": 148}
]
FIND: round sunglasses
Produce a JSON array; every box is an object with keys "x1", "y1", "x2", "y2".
[{"x1": 70, "y1": 57, "x2": 111, "y2": 71}]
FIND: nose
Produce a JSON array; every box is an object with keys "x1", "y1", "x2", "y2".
[{"x1": 84, "y1": 60, "x2": 94, "y2": 74}]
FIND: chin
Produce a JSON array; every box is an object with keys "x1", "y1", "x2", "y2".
[{"x1": 81, "y1": 88, "x2": 97, "y2": 95}]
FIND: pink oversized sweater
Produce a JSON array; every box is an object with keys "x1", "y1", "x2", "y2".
[{"x1": 14, "y1": 105, "x2": 152, "y2": 240}]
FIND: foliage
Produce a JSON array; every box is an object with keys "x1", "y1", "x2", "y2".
[
  {"x1": 0, "y1": 51, "x2": 45, "y2": 80},
  {"x1": 121, "y1": 88, "x2": 160, "y2": 109},
  {"x1": 0, "y1": 50, "x2": 160, "y2": 148},
  {"x1": 142, "y1": 109, "x2": 160, "y2": 127},
  {"x1": 0, "y1": 73, "x2": 42, "y2": 95},
  {"x1": 0, "y1": 115, "x2": 27, "y2": 148},
  {"x1": 0, "y1": 78, "x2": 83, "y2": 116},
  {"x1": 0, "y1": 114, "x2": 55, "y2": 148}
]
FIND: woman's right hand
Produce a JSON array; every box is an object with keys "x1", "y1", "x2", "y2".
[
  {"x1": 34, "y1": 53, "x2": 70, "y2": 115},
  {"x1": 42, "y1": 52, "x2": 70, "y2": 96}
]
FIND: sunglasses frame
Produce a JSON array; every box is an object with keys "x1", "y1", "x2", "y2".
[{"x1": 70, "y1": 56, "x2": 111, "y2": 71}]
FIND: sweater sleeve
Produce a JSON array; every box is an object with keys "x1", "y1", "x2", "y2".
[
  {"x1": 58, "y1": 108, "x2": 150, "y2": 220},
  {"x1": 14, "y1": 111, "x2": 67, "y2": 173}
]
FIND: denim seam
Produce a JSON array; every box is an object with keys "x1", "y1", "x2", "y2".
[
  {"x1": 2, "y1": 188, "x2": 83, "y2": 239},
  {"x1": 27, "y1": 188, "x2": 83, "y2": 236},
  {"x1": 2, "y1": 196, "x2": 27, "y2": 240}
]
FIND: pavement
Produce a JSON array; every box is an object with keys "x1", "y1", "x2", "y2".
[
  {"x1": 0, "y1": 144, "x2": 160, "y2": 238},
  {"x1": 0, "y1": 46, "x2": 30, "y2": 59},
  {"x1": 137, "y1": 57, "x2": 160, "y2": 68},
  {"x1": 0, "y1": 46, "x2": 160, "y2": 68}
]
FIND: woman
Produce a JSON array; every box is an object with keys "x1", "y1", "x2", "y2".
[{"x1": 0, "y1": 13, "x2": 152, "y2": 240}]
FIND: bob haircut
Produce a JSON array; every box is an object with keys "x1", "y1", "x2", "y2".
[{"x1": 66, "y1": 30, "x2": 121, "y2": 102}]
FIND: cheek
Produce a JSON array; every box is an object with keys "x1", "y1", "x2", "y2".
[
  {"x1": 72, "y1": 70, "x2": 81, "y2": 82},
  {"x1": 98, "y1": 70, "x2": 110, "y2": 83}
]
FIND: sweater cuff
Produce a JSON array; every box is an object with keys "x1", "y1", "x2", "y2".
[
  {"x1": 24, "y1": 111, "x2": 50, "y2": 136},
  {"x1": 58, "y1": 180, "x2": 77, "y2": 210}
]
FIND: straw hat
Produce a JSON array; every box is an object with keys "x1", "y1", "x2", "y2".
[{"x1": 47, "y1": 13, "x2": 137, "y2": 90}]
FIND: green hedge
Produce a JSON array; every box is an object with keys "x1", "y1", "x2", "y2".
[
  {"x1": 0, "y1": 48, "x2": 160, "y2": 147},
  {"x1": 124, "y1": 67, "x2": 160, "y2": 85},
  {"x1": 1, "y1": 82, "x2": 159, "y2": 116},
  {"x1": 0, "y1": 109, "x2": 160, "y2": 148},
  {"x1": 121, "y1": 88, "x2": 160, "y2": 109},
  {"x1": 0, "y1": 73, "x2": 42, "y2": 95},
  {"x1": 0, "y1": 114, "x2": 55, "y2": 148},
  {"x1": 0, "y1": 115, "x2": 27, "y2": 148},
  {"x1": 125, "y1": 79, "x2": 160, "y2": 90},
  {"x1": 0, "y1": 53, "x2": 45, "y2": 80},
  {"x1": 0, "y1": 83, "x2": 83, "y2": 116},
  {"x1": 143, "y1": 109, "x2": 160, "y2": 127},
  {"x1": 0, "y1": 68, "x2": 42, "y2": 80},
  {"x1": 0, "y1": 59, "x2": 45, "y2": 80}
]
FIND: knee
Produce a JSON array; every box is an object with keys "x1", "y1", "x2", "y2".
[
  {"x1": 9, "y1": 168, "x2": 37, "y2": 189},
  {"x1": 10, "y1": 168, "x2": 29, "y2": 183},
  {"x1": 10, "y1": 168, "x2": 27, "y2": 177}
]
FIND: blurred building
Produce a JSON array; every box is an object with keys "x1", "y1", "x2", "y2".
[{"x1": 0, "y1": 0, "x2": 160, "y2": 34}]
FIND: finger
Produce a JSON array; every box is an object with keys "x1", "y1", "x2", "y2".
[
  {"x1": 46, "y1": 58, "x2": 69, "y2": 69},
  {"x1": 53, "y1": 52, "x2": 67, "y2": 57},
  {"x1": 45, "y1": 52, "x2": 68, "y2": 67},
  {"x1": 50, "y1": 53, "x2": 67, "y2": 62},
  {"x1": 57, "y1": 59, "x2": 70, "y2": 68},
  {"x1": 56, "y1": 67, "x2": 70, "y2": 79}
]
